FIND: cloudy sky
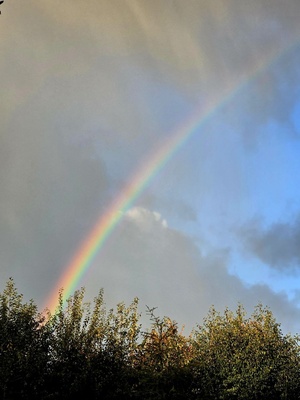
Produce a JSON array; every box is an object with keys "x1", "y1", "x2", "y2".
[{"x1": 1, "y1": 0, "x2": 300, "y2": 333}]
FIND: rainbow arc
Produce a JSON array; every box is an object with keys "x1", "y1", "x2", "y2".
[{"x1": 44, "y1": 39, "x2": 299, "y2": 315}]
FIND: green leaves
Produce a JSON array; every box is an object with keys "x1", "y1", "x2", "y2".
[
  {"x1": 191, "y1": 304, "x2": 300, "y2": 399},
  {"x1": 1, "y1": 280, "x2": 300, "y2": 399}
]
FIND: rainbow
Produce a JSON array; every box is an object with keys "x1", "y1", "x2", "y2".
[{"x1": 44, "y1": 39, "x2": 298, "y2": 315}]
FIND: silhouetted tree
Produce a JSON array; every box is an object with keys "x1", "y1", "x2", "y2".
[{"x1": 0, "y1": 279, "x2": 49, "y2": 399}]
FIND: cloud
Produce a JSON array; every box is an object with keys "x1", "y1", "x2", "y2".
[
  {"x1": 136, "y1": 192, "x2": 198, "y2": 224},
  {"x1": 4, "y1": 0, "x2": 300, "y2": 134},
  {"x1": 125, "y1": 207, "x2": 168, "y2": 230},
  {"x1": 0, "y1": 86, "x2": 109, "y2": 301},
  {"x1": 85, "y1": 207, "x2": 300, "y2": 334},
  {"x1": 2, "y1": 0, "x2": 300, "y2": 336},
  {"x1": 240, "y1": 216, "x2": 300, "y2": 271}
]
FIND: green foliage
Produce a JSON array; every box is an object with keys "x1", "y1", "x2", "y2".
[
  {"x1": 45, "y1": 288, "x2": 140, "y2": 399},
  {"x1": 191, "y1": 304, "x2": 300, "y2": 399},
  {"x1": 1, "y1": 279, "x2": 300, "y2": 399}
]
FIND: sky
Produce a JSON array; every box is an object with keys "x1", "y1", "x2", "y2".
[{"x1": 1, "y1": 0, "x2": 300, "y2": 334}]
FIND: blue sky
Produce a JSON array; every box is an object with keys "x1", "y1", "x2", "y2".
[{"x1": 1, "y1": 0, "x2": 300, "y2": 333}]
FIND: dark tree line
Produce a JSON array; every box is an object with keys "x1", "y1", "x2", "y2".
[{"x1": 1, "y1": 278, "x2": 300, "y2": 399}]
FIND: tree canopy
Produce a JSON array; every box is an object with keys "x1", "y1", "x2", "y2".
[{"x1": 0, "y1": 278, "x2": 300, "y2": 399}]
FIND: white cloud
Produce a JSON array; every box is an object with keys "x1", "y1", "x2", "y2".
[{"x1": 125, "y1": 207, "x2": 168, "y2": 230}]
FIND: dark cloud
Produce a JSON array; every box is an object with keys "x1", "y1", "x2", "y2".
[{"x1": 240, "y1": 216, "x2": 300, "y2": 271}]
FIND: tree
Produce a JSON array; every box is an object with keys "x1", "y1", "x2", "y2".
[
  {"x1": 45, "y1": 288, "x2": 141, "y2": 399},
  {"x1": 191, "y1": 304, "x2": 300, "y2": 399},
  {"x1": 0, "y1": 278, "x2": 49, "y2": 399},
  {"x1": 1, "y1": 279, "x2": 300, "y2": 399},
  {"x1": 134, "y1": 307, "x2": 195, "y2": 399}
]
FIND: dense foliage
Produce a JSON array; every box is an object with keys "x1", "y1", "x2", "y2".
[{"x1": 1, "y1": 278, "x2": 300, "y2": 399}]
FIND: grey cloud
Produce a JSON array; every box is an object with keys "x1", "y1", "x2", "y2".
[
  {"x1": 240, "y1": 217, "x2": 300, "y2": 271},
  {"x1": 0, "y1": 87, "x2": 109, "y2": 301},
  {"x1": 2, "y1": 0, "x2": 300, "y2": 333},
  {"x1": 84, "y1": 207, "x2": 300, "y2": 334},
  {"x1": 4, "y1": 0, "x2": 300, "y2": 134}
]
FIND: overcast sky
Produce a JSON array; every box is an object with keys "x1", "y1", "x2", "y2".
[{"x1": 1, "y1": 0, "x2": 300, "y2": 333}]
